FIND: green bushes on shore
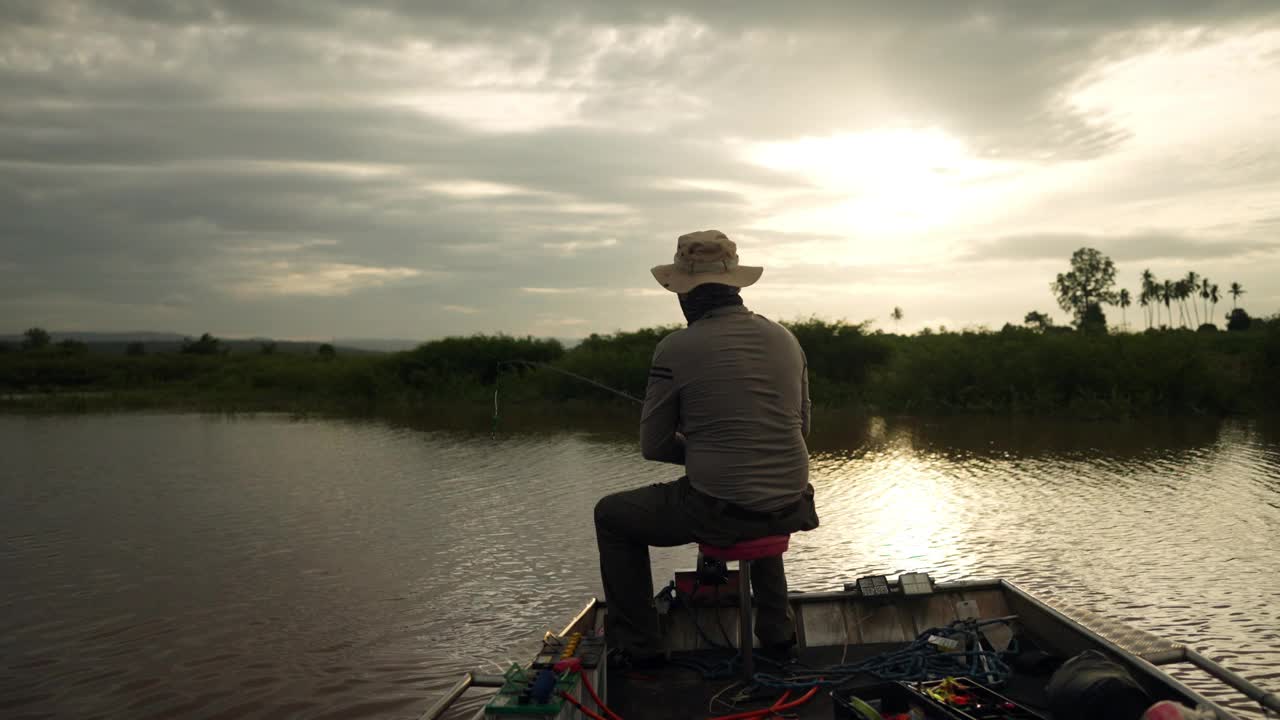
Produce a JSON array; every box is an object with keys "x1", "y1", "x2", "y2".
[
  {"x1": 2, "y1": 319, "x2": 1278, "y2": 418},
  {"x1": 866, "y1": 326, "x2": 1254, "y2": 415}
]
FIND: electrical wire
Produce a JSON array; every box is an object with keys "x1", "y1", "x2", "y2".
[
  {"x1": 713, "y1": 583, "x2": 735, "y2": 648},
  {"x1": 707, "y1": 681, "x2": 744, "y2": 714},
  {"x1": 578, "y1": 670, "x2": 624, "y2": 720},
  {"x1": 708, "y1": 689, "x2": 791, "y2": 720},
  {"x1": 839, "y1": 610, "x2": 872, "y2": 666},
  {"x1": 564, "y1": 671, "x2": 812, "y2": 720},
  {"x1": 706, "y1": 685, "x2": 820, "y2": 720},
  {"x1": 678, "y1": 579, "x2": 734, "y2": 654},
  {"x1": 559, "y1": 691, "x2": 611, "y2": 720}
]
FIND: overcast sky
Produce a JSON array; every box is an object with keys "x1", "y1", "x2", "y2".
[{"x1": 3, "y1": 1, "x2": 1279, "y2": 339}]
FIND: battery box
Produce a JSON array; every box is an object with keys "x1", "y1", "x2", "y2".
[{"x1": 484, "y1": 632, "x2": 607, "y2": 719}]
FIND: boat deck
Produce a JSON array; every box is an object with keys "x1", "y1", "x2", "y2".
[{"x1": 438, "y1": 579, "x2": 1272, "y2": 720}]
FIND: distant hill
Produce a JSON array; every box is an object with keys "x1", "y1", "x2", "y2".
[
  {"x1": 0, "y1": 331, "x2": 377, "y2": 356},
  {"x1": 333, "y1": 336, "x2": 585, "y2": 351},
  {"x1": 0, "y1": 331, "x2": 586, "y2": 354},
  {"x1": 333, "y1": 338, "x2": 422, "y2": 352},
  {"x1": 9, "y1": 331, "x2": 189, "y2": 344}
]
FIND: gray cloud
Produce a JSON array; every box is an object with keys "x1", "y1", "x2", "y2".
[
  {"x1": 2, "y1": 1, "x2": 1278, "y2": 336},
  {"x1": 48, "y1": 1, "x2": 1276, "y2": 34}
]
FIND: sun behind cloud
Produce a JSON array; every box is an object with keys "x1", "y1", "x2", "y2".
[{"x1": 743, "y1": 128, "x2": 1021, "y2": 242}]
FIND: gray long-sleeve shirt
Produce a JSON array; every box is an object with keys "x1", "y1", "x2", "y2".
[{"x1": 640, "y1": 305, "x2": 810, "y2": 511}]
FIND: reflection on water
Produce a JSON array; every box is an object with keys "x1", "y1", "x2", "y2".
[{"x1": 1, "y1": 414, "x2": 1277, "y2": 719}]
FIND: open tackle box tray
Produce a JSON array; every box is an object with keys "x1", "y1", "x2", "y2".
[{"x1": 833, "y1": 678, "x2": 1047, "y2": 720}]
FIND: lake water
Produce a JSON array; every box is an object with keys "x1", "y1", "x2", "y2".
[{"x1": 2, "y1": 413, "x2": 1278, "y2": 719}]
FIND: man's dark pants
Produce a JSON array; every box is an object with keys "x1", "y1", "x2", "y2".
[{"x1": 593, "y1": 477, "x2": 818, "y2": 657}]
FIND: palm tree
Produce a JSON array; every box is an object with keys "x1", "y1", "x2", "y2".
[
  {"x1": 1118, "y1": 289, "x2": 1131, "y2": 330},
  {"x1": 1161, "y1": 279, "x2": 1174, "y2": 328},
  {"x1": 1172, "y1": 279, "x2": 1188, "y2": 327},
  {"x1": 1209, "y1": 283, "x2": 1221, "y2": 327},
  {"x1": 891, "y1": 306, "x2": 903, "y2": 332},
  {"x1": 1140, "y1": 269, "x2": 1155, "y2": 329},
  {"x1": 1184, "y1": 272, "x2": 1200, "y2": 326},
  {"x1": 1199, "y1": 278, "x2": 1211, "y2": 324},
  {"x1": 1179, "y1": 280, "x2": 1194, "y2": 327},
  {"x1": 1229, "y1": 282, "x2": 1245, "y2": 309}
]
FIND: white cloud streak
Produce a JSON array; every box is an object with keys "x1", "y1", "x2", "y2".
[{"x1": 228, "y1": 262, "x2": 425, "y2": 298}]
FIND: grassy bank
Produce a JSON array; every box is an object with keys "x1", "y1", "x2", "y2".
[{"x1": 2, "y1": 319, "x2": 1278, "y2": 418}]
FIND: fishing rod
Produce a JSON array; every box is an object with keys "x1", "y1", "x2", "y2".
[{"x1": 492, "y1": 360, "x2": 643, "y2": 426}]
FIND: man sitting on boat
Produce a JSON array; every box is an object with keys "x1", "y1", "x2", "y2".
[{"x1": 593, "y1": 229, "x2": 819, "y2": 668}]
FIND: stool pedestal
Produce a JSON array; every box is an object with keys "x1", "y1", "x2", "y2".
[
  {"x1": 697, "y1": 534, "x2": 791, "y2": 681},
  {"x1": 737, "y1": 558, "x2": 754, "y2": 678}
]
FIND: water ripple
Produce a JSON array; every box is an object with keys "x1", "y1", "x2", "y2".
[{"x1": 1, "y1": 414, "x2": 1277, "y2": 718}]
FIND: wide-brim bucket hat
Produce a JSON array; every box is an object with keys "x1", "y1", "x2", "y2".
[{"x1": 650, "y1": 230, "x2": 763, "y2": 294}]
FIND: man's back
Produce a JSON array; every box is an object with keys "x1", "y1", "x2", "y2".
[
  {"x1": 641, "y1": 304, "x2": 810, "y2": 511},
  {"x1": 597, "y1": 231, "x2": 814, "y2": 662}
]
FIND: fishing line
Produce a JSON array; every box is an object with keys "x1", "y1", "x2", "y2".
[{"x1": 492, "y1": 360, "x2": 643, "y2": 428}]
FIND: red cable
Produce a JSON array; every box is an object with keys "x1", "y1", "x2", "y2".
[
  {"x1": 579, "y1": 671, "x2": 625, "y2": 720},
  {"x1": 705, "y1": 685, "x2": 821, "y2": 720},
  {"x1": 560, "y1": 691, "x2": 611, "y2": 720},
  {"x1": 760, "y1": 689, "x2": 791, "y2": 715},
  {"x1": 561, "y1": 660, "x2": 816, "y2": 720}
]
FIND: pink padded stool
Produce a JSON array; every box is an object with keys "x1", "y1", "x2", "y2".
[{"x1": 698, "y1": 534, "x2": 791, "y2": 679}]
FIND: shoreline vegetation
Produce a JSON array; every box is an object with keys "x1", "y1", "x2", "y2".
[
  {"x1": 4, "y1": 249, "x2": 1277, "y2": 421},
  {"x1": 3, "y1": 317, "x2": 1278, "y2": 421}
]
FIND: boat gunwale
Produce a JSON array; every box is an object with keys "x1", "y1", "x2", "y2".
[{"x1": 998, "y1": 579, "x2": 1237, "y2": 720}]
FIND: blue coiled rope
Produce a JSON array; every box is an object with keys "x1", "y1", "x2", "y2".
[{"x1": 751, "y1": 618, "x2": 1015, "y2": 690}]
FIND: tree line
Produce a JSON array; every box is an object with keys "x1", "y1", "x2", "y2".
[
  {"x1": 3, "y1": 316, "x2": 1278, "y2": 418},
  {"x1": 1135, "y1": 270, "x2": 1247, "y2": 331},
  {"x1": 1048, "y1": 247, "x2": 1251, "y2": 333},
  {"x1": 4, "y1": 246, "x2": 1276, "y2": 418},
  {"x1": 887, "y1": 248, "x2": 1255, "y2": 335}
]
